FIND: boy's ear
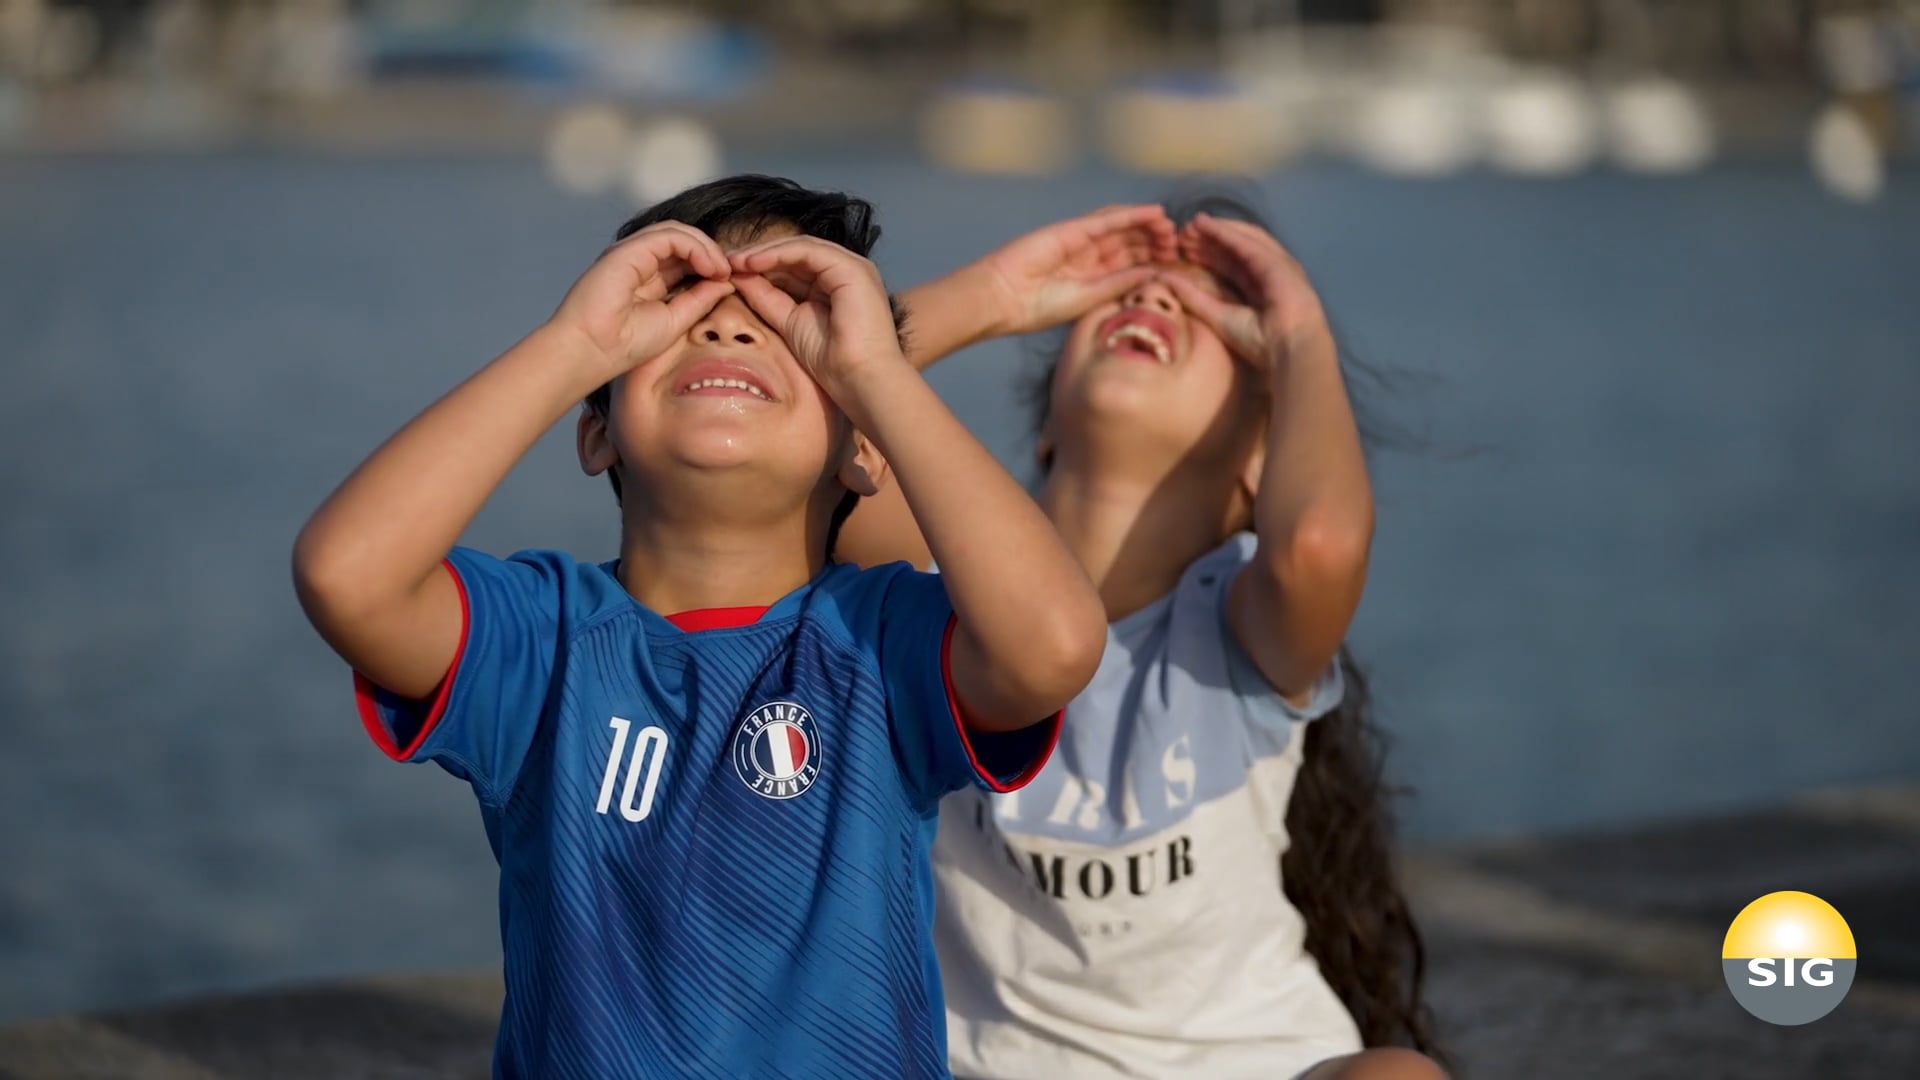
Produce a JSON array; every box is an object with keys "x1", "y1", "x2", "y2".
[
  {"x1": 836, "y1": 429, "x2": 888, "y2": 498},
  {"x1": 577, "y1": 406, "x2": 620, "y2": 477}
]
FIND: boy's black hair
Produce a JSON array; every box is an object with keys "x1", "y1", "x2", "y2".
[{"x1": 586, "y1": 174, "x2": 907, "y2": 559}]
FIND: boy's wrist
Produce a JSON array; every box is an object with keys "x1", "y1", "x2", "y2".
[
  {"x1": 528, "y1": 320, "x2": 625, "y2": 392},
  {"x1": 828, "y1": 349, "x2": 921, "y2": 433}
]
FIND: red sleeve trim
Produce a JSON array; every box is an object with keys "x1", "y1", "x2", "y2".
[
  {"x1": 666, "y1": 606, "x2": 769, "y2": 632},
  {"x1": 354, "y1": 558, "x2": 471, "y2": 762},
  {"x1": 938, "y1": 615, "x2": 1063, "y2": 793}
]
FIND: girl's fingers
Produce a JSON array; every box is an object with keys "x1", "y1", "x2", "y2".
[
  {"x1": 1187, "y1": 213, "x2": 1298, "y2": 279},
  {"x1": 1183, "y1": 238, "x2": 1260, "y2": 305},
  {"x1": 1081, "y1": 265, "x2": 1160, "y2": 308},
  {"x1": 1161, "y1": 272, "x2": 1233, "y2": 329},
  {"x1": 1164, "y1": 274, "x2": 1264, "y2": 363},
  {"x1": 1067, "y1": 205, "x2": 1175, "y2": 257},
  {"x1": 1087, "y1": 227, "x2": 1179, "y2": 278},
  {"x1": 1091, "y1": 234, "x2": 1154, "y2": 270},
  {"x1": 1197, "y1": 211, "x2": 1293, "y2": 253},
  {"x1": 1151, "y1": 226, "x2": 1181, "y2": 262},
  {"x1": 1073, "y1": 203, "x2": 1173, "y2": 239}
]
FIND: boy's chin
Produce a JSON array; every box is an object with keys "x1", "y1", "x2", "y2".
[{"x1": 656, "y1": 429, "x2": 827, "y2": 477}]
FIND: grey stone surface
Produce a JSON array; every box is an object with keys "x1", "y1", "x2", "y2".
[
  {"x1": 1424, "y1": 933, "x2": 1920, "y2": 1080},
  {"x1": 3, "y1": 789, "x2": 1915, "y2": 1078}
]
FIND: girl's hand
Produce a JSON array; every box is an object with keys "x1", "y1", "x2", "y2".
[
  {"x1": 728, "y1": 236, "x2": 905, "y2": 406},
  {"x1": 547, "y1": 221, "x2": 735, "y2": 380},
  {"x1": 1161, "y1": 212, "x2": 1329, "y2": 373},
  {"x1": 976, "y1": 204, "x2": 1178, "y2": 336}
]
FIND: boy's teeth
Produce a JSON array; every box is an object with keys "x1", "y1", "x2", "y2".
[
  {"x1": 685, "y1": 377, "x2": 770, "y2": 400},
  {"x1": 1103, "y1": 324, "x2": 1171, "y2": 365}
]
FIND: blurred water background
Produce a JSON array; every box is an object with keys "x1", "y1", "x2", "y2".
[{"x1": 2, "y1": 0, "x2": 1917, "y2": 1027}]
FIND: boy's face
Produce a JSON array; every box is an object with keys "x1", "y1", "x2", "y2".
[{"x1": 578, "y1": 224, "x2": 882, "y2": 514}]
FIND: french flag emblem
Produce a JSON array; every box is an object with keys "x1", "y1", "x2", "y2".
[
  {"x1": 753, "y1": 721, "x2": 811, "y2": 780},
  {"x1": 733, "y1": 701, "x2": 822, "y2": 800}
]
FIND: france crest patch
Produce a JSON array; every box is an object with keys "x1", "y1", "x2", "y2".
[{"x1": 733, "y1": 700, "x2": 821, "y2": 800}]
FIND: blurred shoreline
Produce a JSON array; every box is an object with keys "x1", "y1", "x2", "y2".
[
  {"x1": 1, "y1": 61, "x2": 1853, "y2": 161},
  {"x1": 3, "y1": 3, "x2": 1913, "y2": 177}
]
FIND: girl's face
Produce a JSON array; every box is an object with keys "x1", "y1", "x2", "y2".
[{"x1": 1045, "y1": 262, "x2": 1266, "y2": 475}]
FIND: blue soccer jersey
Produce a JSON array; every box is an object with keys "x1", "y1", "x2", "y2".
[{"x1": 354, "y1": 548, "x2": 1059, "y2": 1079}]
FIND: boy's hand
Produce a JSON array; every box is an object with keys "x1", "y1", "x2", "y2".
[
  {"x1": 549, "y1": 221, "x2": 736, "y2": 380},
  {"x1": 729, "y1": 237, "x2": 905, "y2": 404},
  {"x1": 1161, "y1": 212, "x2": 1329, "y2": 373},
  {"x1": 974, "y1": 204, "x2": 1177, "y2": 336}
]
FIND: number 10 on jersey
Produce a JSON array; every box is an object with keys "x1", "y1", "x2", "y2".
[{"x1": 597, "y1": 717, "x2": 669, "y2": 822}]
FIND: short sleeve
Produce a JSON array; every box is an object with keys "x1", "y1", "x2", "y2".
[
  {"x1": 353, "y1": 547, "x2": 565, "y2": 802},
  {"x1": 877, "y1": 570, "x2": 1059, "y2": 805},
  {"x1": 1163, "y1": 534, "x2": 1346, "y2": 738},
  {"x1": 1225, "y1": 630, "x2": 1345, "y2": 728}
]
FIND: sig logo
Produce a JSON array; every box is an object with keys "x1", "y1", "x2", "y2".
[{"x1": 1722, "y1": 891, "x2": 1856, "y2": 1025}]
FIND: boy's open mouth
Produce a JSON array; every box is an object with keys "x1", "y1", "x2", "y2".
[
  {"x1": 674, "y1": 358, "x2": 778, "y2": 403},
  {"x1": 1095, "y1": 310, "x2": 1176, "y2": 365}
]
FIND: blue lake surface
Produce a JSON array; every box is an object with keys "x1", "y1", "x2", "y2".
[{"x1": 1, "y1": 147, "x2": 1915, "y2": 1021}]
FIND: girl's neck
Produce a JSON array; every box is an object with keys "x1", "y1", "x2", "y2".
[{"x1": 1039, "y1": 458, "x2": 1240, "y2": 622}]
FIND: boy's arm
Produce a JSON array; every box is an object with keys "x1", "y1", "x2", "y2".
[
  {"x1": 836, "y1": 205, "x2": 1177, "y2": 569},
  {"x1": 293, "y1": 223, "x2": 733, "y2": 698},
  {"x1": 1163, "y1": 215, "x2": 1373, "y2": 702},
  {"x1": 843, "y1": 363, "x2": 1107, "y2": 729},
  {"x1": 732, "y1": 239, "x2": 1107, "y2": 730}
]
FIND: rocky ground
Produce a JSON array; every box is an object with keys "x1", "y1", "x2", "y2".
[{"x1": 2, "y1": 784, "x2": 1914, "y2": 1079}]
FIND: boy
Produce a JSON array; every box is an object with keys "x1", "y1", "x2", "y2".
[{"x1": 292, "y1": 175, "x2": 1107, "y2": 1079}]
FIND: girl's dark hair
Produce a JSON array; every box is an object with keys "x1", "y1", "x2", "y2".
[
  {"x1": 587, "y1": 174, "x2": 900, "y2": 555},
  {"x1": 1292, "y1": 649, "x2": 1449, "y2": 1065},
  {"x1": 1026, "y1": 189, "x2": 1449, "y2": 1066}
]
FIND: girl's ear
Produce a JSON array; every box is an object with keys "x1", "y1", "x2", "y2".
[
  {"x1": 578, "y1": 406, "x2": 619, "y2": 477},
  {"x1": 1034, "y1": 395, "x2": 1061, "y2": 471},
  {"x1": 1236, "y1": 437, "x2": 1263, "y2": 506},
  {"x1": 1233, "y1": 391, "x2": 1270, "y2": 526},
  {"x1": 1232, "y1": 440, "x2": 1263, "y2": 532}
]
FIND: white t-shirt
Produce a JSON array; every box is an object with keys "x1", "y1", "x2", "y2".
[{"x1": 932, "y1": 533, "x2": 1362, "y2": 1079}]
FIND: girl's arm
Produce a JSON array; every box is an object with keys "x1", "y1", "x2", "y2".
[
  {"x1": 1163, "y1": 214, "x2": 1374, "y2": 701},
  {"x1": 837, "y1": 205, "x2": 1177, "y2": 568},
  {"x1": 292, "y1": 223, "x2": 733, "y2": 699}
]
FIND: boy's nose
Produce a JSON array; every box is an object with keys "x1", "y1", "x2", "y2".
[
  {"x1": 1121, "y1": 278, "x2": 1179, "y2": 315},
  {"x1": 692, "y1": 296, "x2": 765, "y2": 347}
]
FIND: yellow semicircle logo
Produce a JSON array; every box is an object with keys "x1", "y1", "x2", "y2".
[{"x1": 1723, "y1": 891, "x2": 1856, "y2": 960}]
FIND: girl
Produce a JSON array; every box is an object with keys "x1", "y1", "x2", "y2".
[{"x1": 839, "y1": 197, "x2": 1449, "y2": 1080}]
